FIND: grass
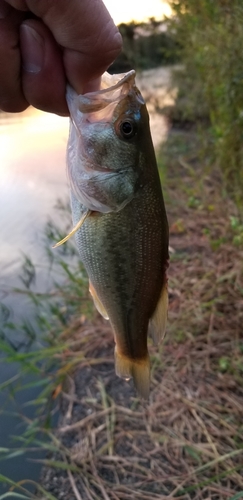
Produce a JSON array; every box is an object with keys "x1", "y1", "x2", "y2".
[
  {"x1": 0, "y1": 202, "x2": 94, "y2": 499},
  {"x1": 168, "y1": 0, "x2": 243, "y2": 209},
  {"x1": 1, "y1": 78, "x2": 243, "y2": 498}
]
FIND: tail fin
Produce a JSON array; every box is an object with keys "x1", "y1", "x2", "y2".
[{"x1": 115, "y1": 347, "x2": 150, "y2": 399}]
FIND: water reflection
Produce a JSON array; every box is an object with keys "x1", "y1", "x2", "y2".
[{"x1": 0, "y1": 108, "x2": 69, "y2": 295}]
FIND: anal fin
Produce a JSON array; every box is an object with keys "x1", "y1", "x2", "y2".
[
  {"x1": 149, "y1": 280, "x2": 168, "y2": 346},
  {"x1": 89, "y1": 281, "x2": 109, "y2": 320}
]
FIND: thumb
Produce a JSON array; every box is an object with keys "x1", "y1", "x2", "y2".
[{"x1": 25, "y1": 0, "x2": 122, "y2": 92}]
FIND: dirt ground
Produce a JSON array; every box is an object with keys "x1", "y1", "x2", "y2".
[{"x1": 40, "y1": 73, "x2": 243, "y2": 500}]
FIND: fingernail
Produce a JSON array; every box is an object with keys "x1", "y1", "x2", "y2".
[{"x1": 20, "y1": 24, "x2": 44, "y2": 73}]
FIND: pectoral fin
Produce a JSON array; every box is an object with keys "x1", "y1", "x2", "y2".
[
  {"x1": 149, "y1": 280, "x2": 168, "y2": 346},
  {"x1": 52, "y1": 209, "x2": 91, "y2": 248},
  {"x1": 89, "y1": 281, "x2": 109, "y2": 320}
]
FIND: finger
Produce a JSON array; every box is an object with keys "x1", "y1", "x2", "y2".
[
  {"x1": 20, "y1": 19, "x2": 68, "y2": 115},
  {"x1": 23, "y1": 0, "x2": 122, "y2": 93},
  {"x1": 0, "y1": 2, "x2": 27, "y2": 112},
  {"x1": 5, "y1": 0, "x2": 27, "y2": 10}
]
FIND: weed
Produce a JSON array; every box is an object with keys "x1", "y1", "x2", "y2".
[
  {"x1": 168, "y1": 0, "x2": 243, "y2": 209},
  {"x1": 0, "y1": 207, "x2": 92, "y2": 497}
]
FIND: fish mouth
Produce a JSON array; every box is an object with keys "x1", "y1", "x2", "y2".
[
  {"x1": 89, "y1": 70, "x2": 137, "y2": 95},
  {"x1": 67, "y1": 70, "x2": 144, "y2": 122}
]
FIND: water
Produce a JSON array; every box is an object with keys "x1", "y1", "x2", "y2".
[{"x1": 0, "y1": 107, "x2": 70, "y2": 495}]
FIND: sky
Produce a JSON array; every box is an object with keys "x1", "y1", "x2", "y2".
[{"x1": 102, "y1": 0, "x2": 172, "y2": 25}]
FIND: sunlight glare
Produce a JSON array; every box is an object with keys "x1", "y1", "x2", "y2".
[{"x1": 103, "y1": 0, "x2": 172, "y2": 24}]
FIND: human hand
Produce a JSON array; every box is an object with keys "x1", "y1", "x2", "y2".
[{"x1": 0, "y1": 0, "x2": 122, "y2": 115}]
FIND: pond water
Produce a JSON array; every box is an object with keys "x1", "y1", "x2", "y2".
[
  {"x1": 0, "y1": 108, "x2": 70, "y2": 494},
  {"x1": 0, "y1": 67, "x2": 174, "y2": 495},
  {"x1": 0, "y1": 108, "x2": 69, "y2": 291}
]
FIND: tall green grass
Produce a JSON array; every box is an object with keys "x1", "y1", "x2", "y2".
[
  {"x1": 169, "y1": 0, "x2": 243, "y2": 208},
  {"x1": 0, "y1": 202, "x2": 91, "y2": 497}
]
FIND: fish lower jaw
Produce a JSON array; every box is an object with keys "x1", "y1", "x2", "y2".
[{"x1": 114, "y1": 347, "x2": 150, "y2": 400}]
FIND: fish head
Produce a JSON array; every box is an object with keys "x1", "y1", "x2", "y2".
[{"x1": 67, "y1": 71, "x2": 153, "y2": 213}]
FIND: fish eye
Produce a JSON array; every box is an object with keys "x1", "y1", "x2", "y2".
[{"x1": 119, "y1": 119, "x2": 136, "y2": 139}]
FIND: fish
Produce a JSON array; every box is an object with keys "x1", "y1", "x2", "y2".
[{"x1": 57, "y1": 70, "x2": 169, "y2": 398}]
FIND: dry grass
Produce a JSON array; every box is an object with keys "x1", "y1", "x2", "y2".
[{"x1": 40, "y1": 130, "x2": 243, "y2": 500}]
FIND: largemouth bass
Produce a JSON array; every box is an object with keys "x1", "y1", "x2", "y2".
[{"x1": 63, "y1": 71, "x2": 169, "y2": 398}]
